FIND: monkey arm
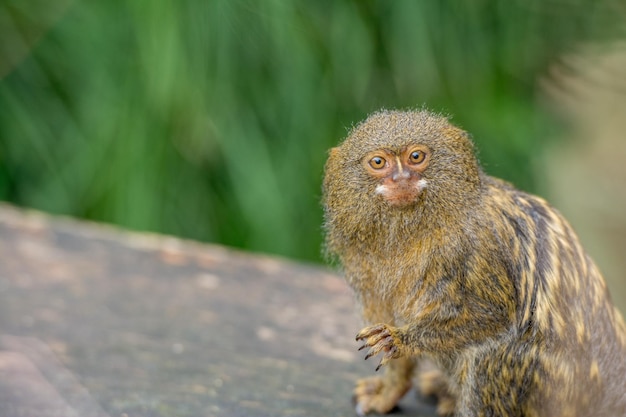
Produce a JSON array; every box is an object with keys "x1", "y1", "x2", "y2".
[
  {"x1": 351, "y1": 289, "x2": 417, "y2": 415},
  {"x1": 357, "y1": 268, "x2": 515, "y2": 368},
  {"x1": 400, "y1": 303, "x2": 510, "y2": 355},
  {"x1": 357, "y1": 303, "x2": 510, "y2": 369}
]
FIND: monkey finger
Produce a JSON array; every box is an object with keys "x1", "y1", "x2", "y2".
[
  {"x1": 363, "y1": 335, "x2": 395, "y2": 360},
  {"x1": 364, "y1": 349, "x2": 378, "y2": 361},
  {"x1": 357, "y1": 328, "x2": 392, "y2": 350},
  {"x1": 353, "y1": 377, "x2": 383, "y2": 397},
  {"x1": 356, "y1": 324, "x2": 390, "y2": 341},
  {"x1": 363, "y1": 332, "x2": 392, "y2": 351},
  {"x1": 375, "y1": 356, "x2": 388, "y2": 372},
  {"x1": 374, "y1": 346, "x2": 399, "y2": 371}
]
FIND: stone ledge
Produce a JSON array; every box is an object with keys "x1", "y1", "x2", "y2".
[{"x1": 0, "y1": 204, "x2": 434, "y2": 417}]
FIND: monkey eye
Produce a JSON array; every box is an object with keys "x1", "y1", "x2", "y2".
[
  {"x1": 368, "y1": 156, "x2": 387, "y2": 169},
  {"x1": 408, "y1": 150, "x2": 426, "y2": 164}
]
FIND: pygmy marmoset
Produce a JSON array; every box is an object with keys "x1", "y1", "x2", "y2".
[{"x1": 322, "y1": 110, "x2": 626, "y2": 417}]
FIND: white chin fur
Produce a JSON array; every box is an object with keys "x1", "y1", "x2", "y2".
[{"x1": 375, "y1": 184, "x2": 388, "y2": 195}]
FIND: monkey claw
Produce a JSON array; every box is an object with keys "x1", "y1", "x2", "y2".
[{"x1": 356, "y1": 324, "x2": 403, "y2": 371}]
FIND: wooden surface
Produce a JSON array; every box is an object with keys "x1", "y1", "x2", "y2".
[{"x1": 0, "y1": 205, "x2": 436, "y2": 417}]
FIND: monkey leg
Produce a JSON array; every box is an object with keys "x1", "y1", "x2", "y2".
[
  {"x1": 353, "y1": 356, "x2": 415, "y2": 416},
  {"x1": 454, "y1": 341, "x2": 538, "y2": 417},
  {"x1": 416, "y1": 359, "x2": 456, "y2": 416}
]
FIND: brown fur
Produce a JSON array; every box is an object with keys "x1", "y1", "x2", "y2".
[{"x1": 323, "y1": 110, "x2": 626, "y2": 417}]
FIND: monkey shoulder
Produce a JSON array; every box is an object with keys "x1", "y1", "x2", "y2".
[{"x1": 480, "y1": 173, "x2": 569, "y2": 240}]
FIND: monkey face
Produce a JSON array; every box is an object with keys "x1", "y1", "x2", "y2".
[
  {"x1": 362, "y1": 146, "x2": 430, "y2": 207},
  {"x1": 323, "y1": 110, "x2": 482, "y2": 228}
]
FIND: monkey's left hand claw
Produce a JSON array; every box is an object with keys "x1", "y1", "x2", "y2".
[{"x1": 356, "y1": 323, "x2": 403, "y2": 371}]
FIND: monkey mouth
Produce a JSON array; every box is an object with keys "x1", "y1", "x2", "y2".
[{"x1": 375, "y1": 179, "x2": 427, "y2": 207}]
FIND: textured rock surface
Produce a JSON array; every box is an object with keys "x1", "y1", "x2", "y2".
[{"x1": 0, "y1": 205, "x2": 434, "y2": 417}]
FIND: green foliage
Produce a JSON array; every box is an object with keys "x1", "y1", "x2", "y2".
[{"x1": 0, "y1": 0, "x2": 622, "y2": 261}]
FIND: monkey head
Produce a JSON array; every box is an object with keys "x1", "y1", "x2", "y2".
[
  {"x1": 324, "y1": 110, "x2": 482, "y2": 211},
  {"x1": 323, "y1": 110, "x2": 485, "y2": 253}
]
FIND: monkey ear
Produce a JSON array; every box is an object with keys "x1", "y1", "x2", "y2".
[
  {"x1": 329, "y1": 147, "x2": 340, "y2": 157},
  {"x1": 442, "y1": 126, "x2": 468, "y2": 139}
]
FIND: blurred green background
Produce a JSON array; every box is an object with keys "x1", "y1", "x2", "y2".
[{"x1": 0, "y1": 0, "x2": 625, "y2": 265}]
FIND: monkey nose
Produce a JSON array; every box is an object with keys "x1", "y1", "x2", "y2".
[{"x1": 392, "y1": 170, "x2": 410, "y2": 181}]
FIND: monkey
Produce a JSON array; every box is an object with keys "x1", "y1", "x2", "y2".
[{"x1": 322, "y1": 109, "x2": 626, "y2": 417}]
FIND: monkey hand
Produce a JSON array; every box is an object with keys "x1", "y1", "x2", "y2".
[{"x1": 356, "y1": 323, "x2": 405, "y2": 371}]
